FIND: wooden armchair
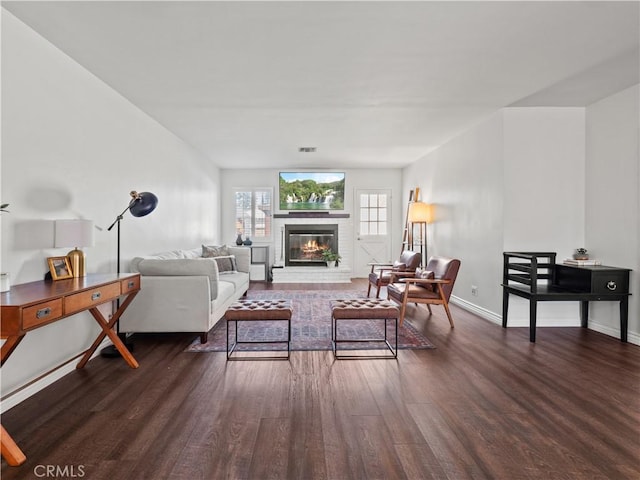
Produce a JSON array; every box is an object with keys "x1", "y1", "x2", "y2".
[
  {"x1": 367, "y1": 250, "x2": 422, "y2": 298},
  {"x1": 387, "y1": 256, "x2": 461, "y2": 327}
]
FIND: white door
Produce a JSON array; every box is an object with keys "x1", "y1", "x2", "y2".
[{"x1": 353, "y1": 189, "x2": 392, "y2": 277}]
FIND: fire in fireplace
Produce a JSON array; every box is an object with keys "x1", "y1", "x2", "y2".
[{"x1": 285, "y1": 224, "x2": 338, "y2": 266}]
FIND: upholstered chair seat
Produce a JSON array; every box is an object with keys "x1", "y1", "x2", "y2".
[
  {"x1": 367, "y1": 250, "x2": 422, "y2": 298},
  {"x1": 387, "y1": 282, "x2": 441, "y2": 300}
]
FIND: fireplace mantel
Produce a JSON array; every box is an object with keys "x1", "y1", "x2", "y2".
[{"x1": 274, "y1": 212, "x2": 350, "y2": 218}]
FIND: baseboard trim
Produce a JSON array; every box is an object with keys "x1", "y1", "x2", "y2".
[
  {"x1": 587, "y1": 321, "x2": 640, "y2": 346},
  {"x1": 450, "y1": 296, "x2": 640, "y2": 346},
  {"x1": 450, "y1": 295, "x2": 502, "y2": 325},
  {"x1": 0, "y1": 338, "x2": 112, "y2": 412}
]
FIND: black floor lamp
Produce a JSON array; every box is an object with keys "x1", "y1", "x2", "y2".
[
  {"x1": 407, "y1": 201, "x2": 433, "y2": 267},
  {"x1": 101, "y1": 190, "x2": 158, "y2": 358}
]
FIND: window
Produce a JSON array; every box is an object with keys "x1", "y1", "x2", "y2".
[
  {"x1": 359, "y1": 192, "x2": 388, "y2": 236},
  {"x1": 234, "y1": 188, "x2": 273, "y2": 239}
]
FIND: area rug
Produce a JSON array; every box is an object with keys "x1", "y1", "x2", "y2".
[{"x1": 185, "y1": 290, "x2": 435, "y2": 352}]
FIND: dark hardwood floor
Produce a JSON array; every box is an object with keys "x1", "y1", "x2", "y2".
[{"x1": 2, "y1": 279, "x2": 639, "y2": 479}]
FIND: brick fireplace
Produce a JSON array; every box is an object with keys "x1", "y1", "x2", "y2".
[
  {"x1": 285, "y1": 224, "x2": 338, "y2": 266},
  {"x1": 272, "y1": 214, "x2": 352, "y2": 283}
]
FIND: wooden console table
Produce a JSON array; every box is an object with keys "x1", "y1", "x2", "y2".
[
  {"x1": 0, "y1": 273, "x2": 141, "y2": 467},
  {"x1": 502, "y1": 252, "x2": 631, "y2": 342}
]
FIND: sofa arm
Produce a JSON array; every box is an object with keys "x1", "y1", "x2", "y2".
[
  {"x1": 228, "y1": 246, "x2": 251, "y2": 273},
  {"x1": 119, "y1": 275, "x2": 213, "y2": 334}
]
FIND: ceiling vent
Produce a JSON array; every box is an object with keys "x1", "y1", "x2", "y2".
[{"x1": 298, "y1": 147, "x2": 316, "y2": 153}]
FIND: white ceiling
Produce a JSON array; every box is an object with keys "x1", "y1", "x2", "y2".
[{"x1": 3, "y1": 1, "x2": 639, "y2": 170}]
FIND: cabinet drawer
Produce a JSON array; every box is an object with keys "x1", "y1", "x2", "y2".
[
  {"x1": 121, "y1": 276, "x2": 140, "y2": 294},
  {"x1": 592, "y1": 271, "x2": 629, "y2": 294},
  {"x1": 65, "y1": 283, "x2": 121, "y2": 315},
  {"x1": 23, "y1": 299, "x2": 63, "y2": 330}
]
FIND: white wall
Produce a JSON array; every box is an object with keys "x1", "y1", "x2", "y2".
[
  {"x1": 402, "y1": 112, "x2": 505, "y2": 322},
  {"x1": 1, "y1": 11, "x2": 221, "y2": 403},
  {"x1": 220, "y1": 168, "x2": 403, "y2": 272},
  {"x1": 585, "y1": 85, "x2": 639, "y2": 339},
  {"x1": 403, "y1": 108, "x2": 588, "y2": 327},
  {"x1": 502, "y1": 108, "x2": 586, "y2": 325},
  {"x1": 503, "y1": 108, "x2": 586, "y2": 254},
  {"x1": 403, "y1": 99, "x2": 638, "y2": 343}
]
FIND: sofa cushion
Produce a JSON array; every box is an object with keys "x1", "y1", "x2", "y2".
[
  {"x1": 183, "y1": 249, "x2": 201, "y2": 259},
  {"x1": 214, "y1": 255, "x2": 237, "y2": 273},
  {"x1": 219, "y1": 271, "x2": 249, "y2": 291},
  {"x1": 214, "y1": 280, "x2": 236, "y2": 307},
  {"x1": 135, "y1": 258, "x2": 220, "y2": 299},
  {"x1": 202, "y1": 244, "x2": 230, "y2": 258},
  {"x1": 130, "y1": 249, "x2": 201, "y2": 271},
  {"x1": 153, "y1": 250, "x2": 190, "y2": 259}
]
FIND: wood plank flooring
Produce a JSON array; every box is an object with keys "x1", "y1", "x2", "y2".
[{"x1": 2, "y1": 279, "x2": 639, "y2": 479}]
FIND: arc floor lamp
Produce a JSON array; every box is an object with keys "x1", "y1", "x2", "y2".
[{"x1": 101, "y1": 190, "x2": 158, "y2": 358}]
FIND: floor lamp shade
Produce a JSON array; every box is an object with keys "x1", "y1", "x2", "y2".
[
  {"x1": 408, "y1": 201, "x2": 433, "y2": 223},
  {"x1": 54, "y1": 219, "x2": 95, "y2": 277},
  {"x1": 407, "y1": 202, "x2": 432, "y2": 266},
  {"x1": 129, "y1": 191, "x2": 158, "y2": 218}
]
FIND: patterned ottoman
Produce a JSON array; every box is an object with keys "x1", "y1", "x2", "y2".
[
  {"x1": 330, "y1": 298, "x2": 399, "y2": 359},
  {"x1": 225, "y1": 299, "x2": 293, "y2": 360}
]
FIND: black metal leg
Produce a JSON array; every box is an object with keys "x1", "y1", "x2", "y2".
[
  {"x1": 333, "y1": 315, "x2": 398, "y2": 360},
  {"x1": 226, "y1": 320, "x2": 235, "y2": 360},
  {"x1": 620, "y1": 298, "x2": 628, "y2": 342},
  {"x1": 394, "y1": 318, "x2": 398, "y2": 357},
  {"x1": 287, "y1": 317, "x2": 291, "y2": 359},
  {"x1": 502, "y1": 291, "x2": 509, "y2": 328},
  {"x1": 529, "y1": 300, "x2": 537, "y2": 343},
  {"x1": 580, "y1": 301, "x2": 589, "y2": 328},
  {"x1": 331, "y1": 315, "x2": 336, "y2": 356}
]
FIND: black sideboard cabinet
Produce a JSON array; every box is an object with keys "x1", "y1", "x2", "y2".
[
  {"x1": 502, "y1": 252, "x2": 631, "y2": 342},
  {"x1": 555, "y1": 264, "x2": 629, "y2": 295}
]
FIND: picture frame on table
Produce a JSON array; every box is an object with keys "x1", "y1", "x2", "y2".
[{"x1": 47, "y1": 256, "x2": 73, "y2": 280}]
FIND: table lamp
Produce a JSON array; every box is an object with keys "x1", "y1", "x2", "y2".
[{"x1": 54, "y1": 219, "x2": 95, "y2": 277}]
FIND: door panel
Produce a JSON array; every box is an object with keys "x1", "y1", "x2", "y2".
[{"x1": 353, "y1": 189, "x2": 392, "y2": 277}]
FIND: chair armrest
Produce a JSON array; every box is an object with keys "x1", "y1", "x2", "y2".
[
  {"x1": 389, "y1": 271, "x2": 417, "y2": 282},
  {"x1": 400, "y1": 278, "x2": 451, "y2": 285},
  {"x1": 368, "y1": 262, "x2": 394, "y2": 272}
]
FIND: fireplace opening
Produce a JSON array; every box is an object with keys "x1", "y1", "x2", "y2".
[{"x1": 285, "y1": 224, "x2": 338, "y2": 266}]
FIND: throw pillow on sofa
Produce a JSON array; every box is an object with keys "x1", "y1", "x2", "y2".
[
  {"x1": 214, "y1": 255, "x2": 237, "y2": 273},
  {"x1": 202, "y1": 244, "x2": 230, "y2": 258}
]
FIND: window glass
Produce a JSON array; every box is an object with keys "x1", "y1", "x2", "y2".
[
  {"x1": 359, "y1": 192, "x2": 388, "y2": 237},
  {"x1": 234, "y1": 188, "x2": 272, "y2": 239}
]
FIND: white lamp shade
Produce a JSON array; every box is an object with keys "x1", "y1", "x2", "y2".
[
  {"x1": 408, "y1": 202, "x2": 433, "y2": 223},
  {"x1": 54, "y1": 219, "x2": 95, "y2": 248}
]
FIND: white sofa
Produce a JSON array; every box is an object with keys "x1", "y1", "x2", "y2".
[{"x1": 119, "y1": 245, "x2": 250, "y2": 343}]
